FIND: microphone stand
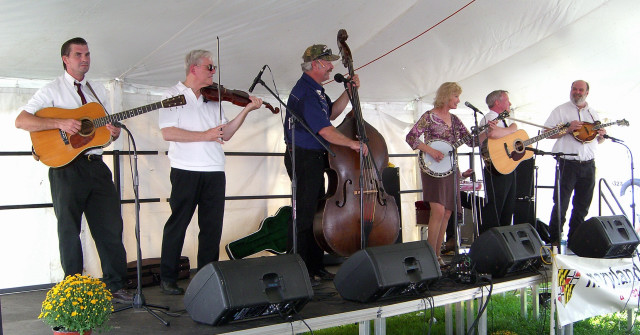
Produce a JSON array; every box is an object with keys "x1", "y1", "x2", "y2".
[
  {"x1": 608, "y1": 139, "x2": 635, "y2": 227},
  {"x1": 525, "y1": 147, "x2": 577, "y2": 252},
  {"x1": 467, "y1": 109, "x2": 484, "y2": 245},
  {"x1": 112, "y1": 123, "x2": 170, "y2": 326},
  {"x1": 252, "y1": 77, "x2": 334, "y2": 254}
]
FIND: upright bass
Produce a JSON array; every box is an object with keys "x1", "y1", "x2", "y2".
[{"x1": 313, "y1": 29, "x2": 400, "y2": 257}]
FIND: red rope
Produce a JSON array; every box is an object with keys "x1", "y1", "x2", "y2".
[{"x1": 327, "y1": 0, "x2": 476, "y2": 83}]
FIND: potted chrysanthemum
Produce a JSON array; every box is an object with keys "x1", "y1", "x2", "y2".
[{"x1": 39, "y1": 274, "x2": 113, "y2": 335}]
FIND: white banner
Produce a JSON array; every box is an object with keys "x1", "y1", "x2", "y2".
[{"x1": 555, "y1": 254, "x2": 640, "y2": 326}]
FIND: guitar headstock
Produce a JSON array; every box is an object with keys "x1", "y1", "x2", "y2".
[
  {"x1": 619, "y1": 119, "x2": 629, "y2": 127},
  {"x1": 162, "y1": 95, "x2": 187, "y2": 108},
  {"x1": 497, "y1": 110, "x2": 510, "y2": 120}
]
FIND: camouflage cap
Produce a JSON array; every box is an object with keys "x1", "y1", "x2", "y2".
[{"x1": 302, "y1": 44, "x2": 340, "y2": 62}]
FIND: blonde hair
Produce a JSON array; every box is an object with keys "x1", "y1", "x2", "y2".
[{"x1": 433, "y1": 82, "x2": 462, "y2": 108}]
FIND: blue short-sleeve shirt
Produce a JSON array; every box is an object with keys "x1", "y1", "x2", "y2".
[{"x1": 284, "y1": 73, "x2": 333, "y2": 150}]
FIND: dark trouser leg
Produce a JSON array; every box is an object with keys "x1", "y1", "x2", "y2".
[
  {"x1": 284, "y1": 147, "x2": 326, "y2": 274},
  {"x1": 567, "y1": 162, "x2": 596, "y2": 239},
  {"x1": 549, "y1": 160, "x2": 577, "y2": 243},
  {"x1": 481, "y1": 168, "x2": 516, "y2": 233},
  {"x1": 49, "y1": 163, "x2": 88, "y2": 278},
  {"x1": 83, "y1": 161, "x2": 127, "y2": 292},
  {"x1": 195, "y1": 172, "x2": 226, "y2": 269},
  {"x1": 161, "y1": 168, "x2": 199, "y2": 283}
]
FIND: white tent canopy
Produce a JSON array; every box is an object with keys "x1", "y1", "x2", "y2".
[{"x1": 1, "y1": 0, "x2": 638, "y2": 289}]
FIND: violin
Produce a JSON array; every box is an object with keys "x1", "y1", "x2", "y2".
[{"x1": 200, "y1": 83, "x2": 279, "y2": 114}]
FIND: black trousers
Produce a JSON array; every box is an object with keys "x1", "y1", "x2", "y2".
[
  {"x1": 480, "y1": 167, "x2": 516, "y2": 234},
  {"x1": 549, "y1": 159, "x2": 596, "y2": 243},
  {"x1": 284, "y1": 146, "x2": 327, "y2": 275},
  {"x1": 49, "y1": 157, "x2": 127, "y2": 292},
  {"x1": 160, "y1": 168, "x2": 225, "y2": 283}
]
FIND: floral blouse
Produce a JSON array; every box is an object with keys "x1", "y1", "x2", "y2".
[{"x1": 406, "y1": 110, "x2": 473, "y2": 150}]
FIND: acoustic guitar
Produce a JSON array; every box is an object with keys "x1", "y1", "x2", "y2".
[
  {"x1": 30, "y1": 95, "x2": 186, "y2": 167},
  {"x1": 225, "y1": 206, "x2": 290, "y2": 260},
  {"x1": 485, "y1": 123, "x2": 569, "y2": 174},
  {"x1": 572, "y1": 119, "x2": 629, "y2": 143}
]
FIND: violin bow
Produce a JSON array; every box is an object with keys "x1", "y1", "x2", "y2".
[{"x1": 216, "y1": 36, "x2": 222, "y2": 121}]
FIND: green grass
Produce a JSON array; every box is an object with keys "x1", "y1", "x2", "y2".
[{"x1": 301, "y1": 290, "x2": 640, "y2": 334}]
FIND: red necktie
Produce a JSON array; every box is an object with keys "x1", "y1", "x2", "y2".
[{"x1": 74, "y1": 82, "x2": 87, "y2": 105}]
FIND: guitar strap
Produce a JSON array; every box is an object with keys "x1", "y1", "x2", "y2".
[
  {"x1": 86, "y1": 82, "x2": 115, "y2": 145},
  {"x1": 85, "y1": 82, "x2": 110, "y2": 115}
]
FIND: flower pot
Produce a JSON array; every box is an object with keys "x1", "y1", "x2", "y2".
[{"x1": 52, "y1": 328, "x2": 92, "y2": 335}]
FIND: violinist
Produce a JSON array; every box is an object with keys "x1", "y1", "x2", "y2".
[
  {"x1": 158, "y1": 49, "x2": 262, "y2": 295},
  {"x1": 406, "y1": 82, "x2": 474, "y2": 268},
  {"x1": 284, "y1": 44, "x2": 367, "y2": 283}
]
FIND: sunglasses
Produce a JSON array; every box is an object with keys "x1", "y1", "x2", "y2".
[
  {"x1": 197, "y1": 64, "x2": 217, "y2": 71},
  {"x1": 314, "y1": 49, "x2": 333, "y2": 60}
]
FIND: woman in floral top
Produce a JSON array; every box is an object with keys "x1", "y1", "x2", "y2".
[{"x1": 406, "y1": 82, "x2": 474, "y2": 267}]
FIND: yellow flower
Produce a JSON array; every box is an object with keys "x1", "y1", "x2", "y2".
[
  {"x1": 71, "y1": 311, "x2": 77, "y2": 317},
  {"x1": 72, "y1": 301, "x2": 78, "y2": 306},
  {"x1": 91, "y1": 299, "x2": 98, "y2": 304}
]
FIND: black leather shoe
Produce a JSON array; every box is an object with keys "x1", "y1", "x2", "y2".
[
  {"x1": 111, "y1": 289, "x2": 133, "y2": 304},
  {"x1": 161, "y1": 281, "x2": 185, "y2": 295},
  {"x1": 313, "y1": 268, "x2": 335, "y2": 281}
]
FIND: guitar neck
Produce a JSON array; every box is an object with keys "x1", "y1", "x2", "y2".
[
  {"x1": 452, "y1": 111, "x2": 508, "y2": 149},
  {"x1": 93, "y1": 101, "x2": 165, "y2": 128},
  {"x1": 523, "y1": 123, "x2": 569, "y2": 146},
  {"x1": 592, "y1": 121, "x2": 618, "y2": 131}
]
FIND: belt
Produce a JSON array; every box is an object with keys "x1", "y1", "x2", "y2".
[
  {"x1": 85, "y1": 154, "x2": 103, "y2": 162},
  {"x1": 558, "y1": 158, "x2": 593, "y2": 164}
]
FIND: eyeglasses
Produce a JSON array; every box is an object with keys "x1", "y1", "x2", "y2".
[
  {"x1": 197, "y1": 64, "x2": 217, "y2": 71},
  {"x1": 313, "y1": 48, "x2": 333, "y2": 60}
]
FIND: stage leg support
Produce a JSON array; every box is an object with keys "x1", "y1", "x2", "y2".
[
  {"x1": 466, "y1": 299, "x2": 474, "y2": 333},
  {"x1": 358, "y1": 320, "x2": 370, "y2": 335},
  {"x1": 532, "y1": 284, "x2": 540, "y2": 319},
  {"x1": 445, "y1": 304, "x2": 453, "y2": 335},
  {"x1": 456, "y1": 302, "x2": 464, "y2": 335},
  {"x1": 520, "y1": 287, "x2": 528, "y2": 317},
  {"x1": 373, "y1": 318, "x2": 385, "y2": 335}
]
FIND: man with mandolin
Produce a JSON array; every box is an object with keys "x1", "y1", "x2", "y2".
[
  {"x1": 544, "y1": 80, "x2": 605, "y2": 246},
  {"x1": 14, "y1": 37, "x2": 132, "y2": 303},
  {"x1": 283, "y1": 44, "x2": 367, "y2": 283},
  {"x1": 479, "y1": 90, "x2": 519, "y2": 233},
  {"x1": 158, "y1": 50, "x2": 263, "y2": 295}
]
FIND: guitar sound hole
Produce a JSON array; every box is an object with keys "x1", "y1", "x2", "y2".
[{"x1": 78, "y1": 118, "x2": 95, "y2": 137}]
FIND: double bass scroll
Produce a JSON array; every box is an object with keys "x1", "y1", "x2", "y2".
[{"x1": 312, "y1": 29, "x2": 400, "y2": 257}]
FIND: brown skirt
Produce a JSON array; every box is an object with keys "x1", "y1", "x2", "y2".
[{"x1": 420, "y1": 171, "x2": 461, "y2": 213}]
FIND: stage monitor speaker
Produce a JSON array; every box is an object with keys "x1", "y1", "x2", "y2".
[
  {"x1": 568, "y1": 215, "x2": 639, "y2": 258},
  {"x1": 334, "y1": 240, "x2": 441, "y2": 303},
  {"x1": 468, "y1": 223, "x2": 548, "y2": 278},
  {"x1": 183, "y1": 254, "x2": 313, "y2": 326}
]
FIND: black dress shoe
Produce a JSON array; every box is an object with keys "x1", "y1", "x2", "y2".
[
  {"x1": 313, "y1": 268, "x2": 335, "y2": 281},
  {"x1": 160, "y1": 281, "x2": 185, "y2": 295},
  {"x1": 111, "y1": 289, "x2": 133, "y2": 304}
]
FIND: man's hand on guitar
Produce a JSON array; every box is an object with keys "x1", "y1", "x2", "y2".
[
  {"x1": 59, "y1": 119, "x2": 82, "y2": 135},
  {"x1": 105, "y1": 123, "x2": 121, "y2": 140}
]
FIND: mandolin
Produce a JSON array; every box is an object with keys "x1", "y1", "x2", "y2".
[{"x1": 572, "y1": 119, "x2": 629, "y2": 143}]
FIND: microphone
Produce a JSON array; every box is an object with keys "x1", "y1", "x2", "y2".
[
  {"x1": 603, "y1": 134, "x2": 623, "y2": 142},
  {"x1": 248, "y1": 65, "x2": 267, "y2": 93},
  {"x1": 464, "y1": 101, "x2": 483, "y2": 114},
  {"x1": 334, "y1": 73, "x2": 348, "y2": 83}
]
